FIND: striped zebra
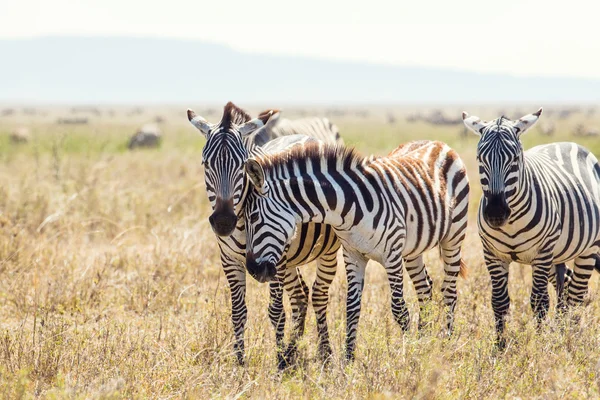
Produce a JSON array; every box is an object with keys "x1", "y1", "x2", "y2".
[
  {"x1": 252, "y1": 112, "x2": 342, "y2": 147},
  {"x1": 187, "y1": 102, "x2": 342, "y2": 369},
  {"x1": 462, "y1": 108, "x2": 600, "y2": 347},
  {"x1": 242, "y1": 140, "x2": 470, "y2": 360}
]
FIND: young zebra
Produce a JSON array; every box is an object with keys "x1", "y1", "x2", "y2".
[
  {"x1": 242, "y1": 140, "x2": 470, "y2": 360},
  {"x1": 463, "y1": 108, "x2": 600, "y2": 347},
  {"x1": 187, "y1": 102, "x2": 342, "y2": 368}
]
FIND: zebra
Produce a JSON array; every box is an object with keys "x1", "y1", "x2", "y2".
[
  {"x1": 187, "y1": 102, "x2": 342, "y2": 369},
  {"x1": 462, "y1": 108, "x2": 600, "y2": 348},
  {"x1": 252, "y1": 112, "x2": 342, "y2": 147},
  {"x1": 242, "y1": 140, "x2": 470, "y2": 360}
]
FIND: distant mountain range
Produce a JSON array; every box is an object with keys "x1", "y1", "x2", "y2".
[{"x1": 1, "y1": 36, "x2": 599, "y2": 104}]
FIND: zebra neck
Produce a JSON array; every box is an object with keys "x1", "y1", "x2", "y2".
[{"x1": 266, "y1": 160, "x2": 374, "y2": 229}]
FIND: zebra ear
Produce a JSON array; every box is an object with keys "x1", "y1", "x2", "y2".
[
  {"x1": 239, "y1": 110, "x2": 280, "y2": 137},
  {"x1": 187, "y1": 109, "x2": 212, "y2": 136},
  {"x1": 258, "y1": 109, "x2": 280, "y2": 124},
  {"x1": 462, "y1": 112, "x2": 486, "y2": 136},
  {"x1": 514, "y1": 107, "x2": 542, "y2": 136},
  {"x1": 245, "y1": 159, "x2": 270, "y2": 196}
]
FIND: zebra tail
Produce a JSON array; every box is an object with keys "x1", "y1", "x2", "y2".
[
  {"x1": 555, "y1": 263, "x2": 566, "y2": 303},
  {"x1": 459, "y1": 259, "x2": 468, "y2": 279},
  {"x1": 439, "y1": 247, "x2": 468, "y2": 279}
]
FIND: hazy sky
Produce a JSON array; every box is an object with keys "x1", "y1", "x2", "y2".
[{"x1": 2, "y1": 0, "x2": 599, "y2": 79}]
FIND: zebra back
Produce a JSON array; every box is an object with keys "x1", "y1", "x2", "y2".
[{"x1": 252, "y1": 114, "x2": 342, "y2": 147}]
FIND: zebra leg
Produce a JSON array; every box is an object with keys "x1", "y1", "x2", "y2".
[
  {"x1": 279, "y1": 265, "x2": 309, "y2": 370},
  {"x1": 440, "y1": 245, "x2": 463, "y2": 335},
  {"x1": 268, "y1": 264, "x2": 286, "y2": 366},
  {"x1": 222, "y1": 262, "x2": 248, "y2": 365},
  {"x1": 386, "y1": 258, "x2": 410, "y2": 332},
  {"x1": 312, "y1": 247, "x2": 338, "y2": 361},
  {"x1": 404, "y1": 256, "x2": 433, "y2": 330},
  {"x1": 530, "y1": 263, "x2": 551, "y2": 325},
  {"x1": 484, "y1": 250, "x2": 510, "y2": 349},
  {"x1": 344, "y1": 250, "x2": 368, "y2": 362},
  {"x1": 566, "y1": 250, "x2": 599, "y2": 307}
]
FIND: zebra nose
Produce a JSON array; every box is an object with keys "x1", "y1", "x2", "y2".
[
  {"x1": 484, "y1": 194, "x2": 510, "y2": 228},
  {"x1": 209, "y1": 211, "x2": 237, "y2": 237},
  {"x1": 246, "y1": 254, "x2": 277, "y2": 283}
]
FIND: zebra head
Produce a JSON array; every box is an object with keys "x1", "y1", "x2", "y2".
[
  {"x1": 188, "y1": 102, "x2": 278, "y2": 237},
  {"x1": 463, "y1": 108, "x2": 542, "y2": 228},
  {"x1": 243, "y1": 158, "x2": 297, "y2": 282}
]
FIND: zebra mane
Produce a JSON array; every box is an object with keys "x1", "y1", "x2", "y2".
[
  {"x1": 219, "y1": 102, "x2": 252, "y2": 131},
  {"x1": 259, "y1": 142, "x2": 364, "y2": 173}
]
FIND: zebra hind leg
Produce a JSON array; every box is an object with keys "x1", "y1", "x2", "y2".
[
  {"x1": 312, "y1": 248, "x2": 338, "y2": 362},
  {"x1": 566, "y1": 249, "x2": 599, "y2": 308},
  {"x1": 404, "y1": 256, "x2": 434, "y2": 331},
  {"x1": 385, "y1": 258, "x2": 410, "y2": 332},
  {"x1": 439, "y1": 245, "x2": 464, "y2": 336}
]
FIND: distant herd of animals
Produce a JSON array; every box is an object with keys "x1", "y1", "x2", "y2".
[
  {"x1": 187, "y1": 102, "x2": 600, "y2": 370},
  {"x1": 2, "y1": 106, "x2": 599, "y2": 147},
  {"x1": 2, "y1": 103, "x2": 600, "y2": 370}
]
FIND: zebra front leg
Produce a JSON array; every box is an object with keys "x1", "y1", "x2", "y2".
[
  {"x1": 484, "y1": 250, "x2": 510, "y2": 349},
  {"x1": 344, "y1": 250, "x2": 368, "y2": 362},
  {"x1": 530, "y1": 262, "x2": 551, "y2": 325},
  {"x1": 404, "y1": 256, "x2": 433, "y2": 330},
  {"x1": 566, "y1": 250, "x2": 599, "y2": 307},
  {"x1": 223, "y1": 263, "x2": 248, "y2": 365},
  {"x1": 312, "y1": 247, "x2": 338, "y2": 361},
  {"x1": 279, "y1": 265, "x2": 309, "y2": 370},
  {"x1": 268, "y1": 263, "x2": 286, "y2": 365}
]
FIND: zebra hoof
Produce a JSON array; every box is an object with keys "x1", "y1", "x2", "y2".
[
  {"x1": 236, "y1": 354, "x2": 245, "y2": 366},
  {"x1": 277, "y1": 345, "x2": 298, "y2": 371},
  {"x1": 318, "y1": 343, "x2": 333, "y2": 363},
  {"x1": 495, "y1": 337, "x2": 507, "y2": 351}
]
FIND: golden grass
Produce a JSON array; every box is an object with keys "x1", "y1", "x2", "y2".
[{"x1": 1, "y1": 106, "x2": 600, "y2": 398}]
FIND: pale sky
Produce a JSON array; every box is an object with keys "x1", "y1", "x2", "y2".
[{"x1": 2, "y1": 0, "x2": 600, "y2": 79}]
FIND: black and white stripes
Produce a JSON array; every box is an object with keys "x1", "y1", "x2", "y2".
[
  {"x1": 243, "y1": 140, "x2": 470, "y2": 360},
  {"x1": 463, "y1": 108, "x2": 600, "y2": 345},
  {"x1": 187, "y1": 102, "x2": 342, "y2": 368}
]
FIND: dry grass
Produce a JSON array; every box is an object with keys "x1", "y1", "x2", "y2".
[{"x1": 1, "y1": 106, "x2": 600, "y2": 398}]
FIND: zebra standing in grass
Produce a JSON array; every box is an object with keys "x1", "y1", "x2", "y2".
[
  {"x1": 187, "y1": 102, "x2": 342, "y2": 369},
  {"x1": 242, "y1": 140, "x2": 470, "y2": 360},
  {"x1": 462, "y1": 108, "x2": 600, "y2": 347}
]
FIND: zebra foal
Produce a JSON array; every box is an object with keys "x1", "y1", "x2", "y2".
[
  {"x1": 242, "y1": 140, "x2": 470, "y2": 360},
  {"x1": 463, "y1": 108, "x2": 600, "y2": 347}
]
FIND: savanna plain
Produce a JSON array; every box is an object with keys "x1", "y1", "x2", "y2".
[{"x1": 1, "y1": 105, "x2": 600, "y2": 399}]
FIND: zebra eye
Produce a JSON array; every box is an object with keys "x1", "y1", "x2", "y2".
[{"x1": 250, "y1": 213, "x2": 259, "y2": 224}]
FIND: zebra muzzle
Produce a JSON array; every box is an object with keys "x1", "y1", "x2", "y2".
[
  {"x1": 209, "y1": 197, "x2": 237, "y2": 236},
  {"x1": 245, "y1": 254, "x2": 277, "y2": 283},
  {"x1": 483, "y1": 194, "x2": 510, "y2": 228}
]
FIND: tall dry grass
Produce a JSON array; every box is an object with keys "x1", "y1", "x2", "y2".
[{"x1": 0, "y1": 106, "x2": 600, "y2": 398}]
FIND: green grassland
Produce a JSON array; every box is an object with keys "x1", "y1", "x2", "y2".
[{"x1": 1, "y1": 105, "x2": 600, "y2": 398}]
